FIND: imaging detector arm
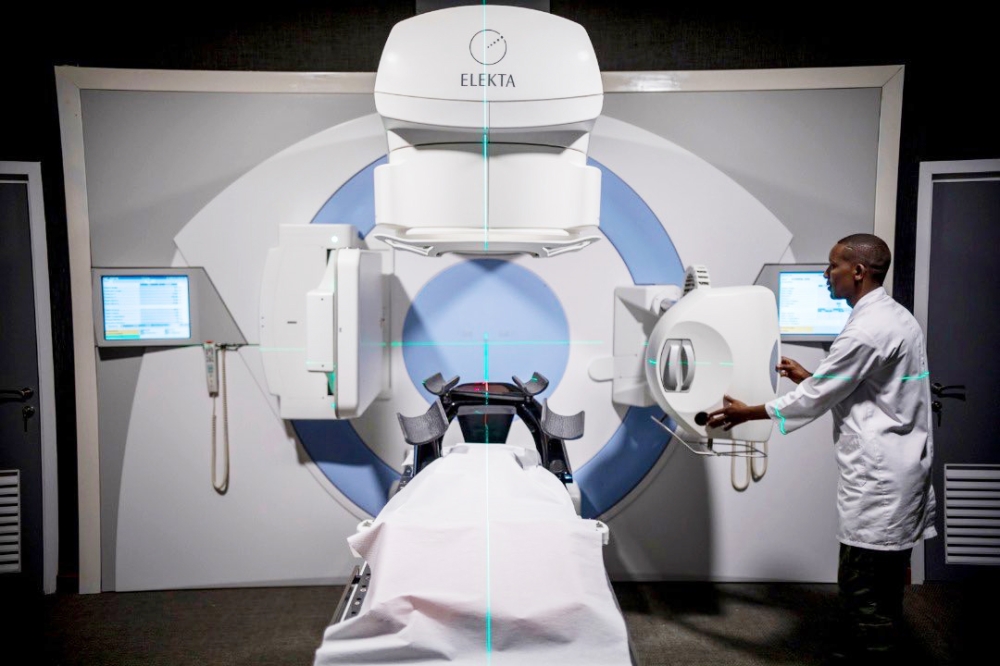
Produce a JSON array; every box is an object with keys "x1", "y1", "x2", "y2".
[
  {"x1": 643, "y1": 283, "x2": 780, "y2": 447},
  {"x1": 592, "y1": 272, "x2": 781, "y2": 453},
  {"x1": 260, "y1": 224, "x2": 388, "y2": 420}
]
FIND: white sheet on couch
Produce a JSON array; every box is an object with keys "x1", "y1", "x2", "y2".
[{"x1": 313, "y1": 443, "x2": 632, "y2": 665}]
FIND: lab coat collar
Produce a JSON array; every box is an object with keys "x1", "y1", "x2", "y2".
[{"x1": 850, "y1": 286, "x2": 887, "y2": 313}]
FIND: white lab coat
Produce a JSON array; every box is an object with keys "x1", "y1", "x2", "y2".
[{"x1": 766, "y1": 287, "x2": 938, "y2": 551}]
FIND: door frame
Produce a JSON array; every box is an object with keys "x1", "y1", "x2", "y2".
[
  {"x1": 913, "y1": 158, "x2": 1000, "y2": 584},
  {"x1": 0, "y1": 161, "x2": 58, "y2": 594}
]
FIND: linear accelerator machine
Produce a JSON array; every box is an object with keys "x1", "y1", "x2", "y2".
[{"x1": 258, "y1": 6, "x2": 780, "y2": 665}]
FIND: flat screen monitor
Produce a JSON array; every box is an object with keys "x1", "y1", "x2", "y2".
[
  {"x1": 755, "y1": 264, "x2": 851, "y2": 342},
  {"x1": 777, "y1": 270, "x2": 851, "y2": 341},
  {"x1": 93, "y1": 268, "x2": 200, "y2": 347}
]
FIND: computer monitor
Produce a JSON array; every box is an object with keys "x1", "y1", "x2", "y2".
[
  {"x1": 754, "y1": 264, "x2": 851, "y2": 342},
  {"x1": 92, "y1": 268, "x2": 201, "y2": 347}
]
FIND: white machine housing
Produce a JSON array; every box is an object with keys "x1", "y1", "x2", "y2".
[
  {"x1": 593, "y1": 274, "x2": 781, "y2": 449},
  {"x1": 596, "y1": 284, "x2": 686, "y2": 407},
  {"x1": 260, "y1": 224, "x2": 388, "y2": 420},
  {"x1": 645, "y1": 283, "x2": 780, "y2": 445},
  {"x1": 370, "y1": 4, "x2": 604, "y2": 257}
]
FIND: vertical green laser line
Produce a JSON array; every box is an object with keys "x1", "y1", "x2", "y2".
[
  {"x1": 481, "y1": 5, "x2": 492, "y2": 659},
  {"x1": 483, "y1": 332, "x2": 490, "y2": 395},
  {"x1": 483, "y1": 131, "x2": 489, "y2": 253},
  {"x1": 481, "y1": 2, "x2": 490, "y2": 254}
]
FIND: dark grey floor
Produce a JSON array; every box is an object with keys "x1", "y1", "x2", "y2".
[{"x1": 8, "y1": 580, "x2": 992, "y2": 665}]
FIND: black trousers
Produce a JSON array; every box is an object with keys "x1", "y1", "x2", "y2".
[{"x1": 837, "y1": 543, "x2": 911, "y2": 657}]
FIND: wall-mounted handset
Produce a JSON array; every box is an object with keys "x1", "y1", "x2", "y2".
[
  {"x1": 203, "y1": 342, "x2": 219, "y2": 396},
  {"x1": 203, "y1": 342, "x2": 244, "y2": 494}
]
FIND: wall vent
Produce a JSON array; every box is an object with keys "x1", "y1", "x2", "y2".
[
  {"x1": 945, "y1": 464, "x2": 1000, "y2": 565},
  {"x1": 0, "y1": 470, "x2": 21, "y2": 574}
]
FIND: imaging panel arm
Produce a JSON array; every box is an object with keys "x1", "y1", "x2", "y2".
[{"x1": 259, "y1": 224, "x2": 388, "y2": 420}]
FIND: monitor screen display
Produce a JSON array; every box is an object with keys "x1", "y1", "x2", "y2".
[
  {"x1": 101, "y1": 274, "x2": 192, "y2": 342},
  {"x1": 777, "y1": 271, "x2": 851, "y2": 339}
]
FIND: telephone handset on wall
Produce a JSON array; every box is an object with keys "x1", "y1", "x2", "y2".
[
  {"x1": 203, "y1": 342, "x2": 219, "y2": 396},
  {"x1": 204, "y1": 341, "x2": 242, "y2": 494}
]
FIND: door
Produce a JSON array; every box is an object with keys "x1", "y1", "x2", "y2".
[
  {"x1": 0, "y1": 162, "x2": 56, "y2": 596},
  {"x1": 915, "y1": 160, "x2": 1000, "y2": 582}
]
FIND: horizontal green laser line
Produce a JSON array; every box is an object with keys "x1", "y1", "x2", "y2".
[
  {"x1": 901, "y1": 371, "x2": 930, "y2": 381},
  {"x1": 648, "y1": 359, "x2": 735, "y2": 366},
  {"x1": 391, "y1": 339, "x2": 603, "y2": 348}
]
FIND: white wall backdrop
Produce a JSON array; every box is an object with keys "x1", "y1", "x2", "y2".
[{"x1": 57, "y1": 66, "x2": 903, "y2": 592}]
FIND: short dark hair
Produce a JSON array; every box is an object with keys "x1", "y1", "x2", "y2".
[{"x1": 837, "y1": 233, "x2": 891, "y2": 285}]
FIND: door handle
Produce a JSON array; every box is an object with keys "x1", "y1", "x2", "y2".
[
  {"x1": 931, "y1": 382, "x2": 966, "y2": 400},
  {"x1": 22, "y1": 405, "x2": 36, "y2": 432},
  {"x1": 1, "y1": 387, "x2": 34, "y2": 400}
]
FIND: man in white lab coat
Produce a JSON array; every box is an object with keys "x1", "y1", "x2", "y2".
[{"x1": 706, "y1": 233, "x2": 937, "y2": 662}]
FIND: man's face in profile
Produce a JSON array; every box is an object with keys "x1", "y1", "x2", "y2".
[{"x1": 824, "y1": 243, "x2": 855, "y2": 302}]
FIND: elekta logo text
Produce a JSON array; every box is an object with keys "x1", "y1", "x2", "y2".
[
  {"x1": 461, "y1": 73, "x2": 516, "y2": 87},
  {"x1": 464, "y1": 28, "x2": 515, "y2": 87}
]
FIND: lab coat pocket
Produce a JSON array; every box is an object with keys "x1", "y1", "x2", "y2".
[{"x1": 837, "y1": 435, "x2": 867, "y2": 489}]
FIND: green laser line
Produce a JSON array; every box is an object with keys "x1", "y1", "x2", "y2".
[
  {"x1": 483, "y1": 332, "x2": 490, "y2": 389},
  {"x1": 481, "y1": 4, "x2": 492, "y2": 658},
  {"x1": 483, "y1": 127, "x2": 489, "y2": 253},
  {"x1": 775, "y1": 406, "x2": 788, "y2": 435},
  {"x1": 649, "y1": 358, "x2": 737, "y2": 367},
  {"x1": 901, "y1": 371, "x2": 930, "y2": 381},
  {"x1": 391, "y1": 339, "x2": 602, "y2": 348},
  {"x1": 482, "y1": 2, "x2": 489, "y2": 255}
]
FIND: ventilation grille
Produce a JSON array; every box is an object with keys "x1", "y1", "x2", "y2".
[
  {"x1": 0, "y1": 470, "x2": 21, "y2": 574},
  {"x1": 683, "y1": 265, "x2": 711, "y2": 294},
  {"x1": 945, "y1": 464, "x2": 1000, "y2": 565}
]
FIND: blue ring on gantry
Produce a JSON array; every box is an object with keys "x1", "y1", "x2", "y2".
[{"x1": 295, "y1": 155, "x2": 684, "y2": 518}]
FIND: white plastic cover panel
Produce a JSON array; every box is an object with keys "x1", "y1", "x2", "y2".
[
  {"x1": 260, "y1": 224, "x2": 386, "y2": 420},
  {"x1": 645, "y1": 285, "x2": 780, "y2": 444}
]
